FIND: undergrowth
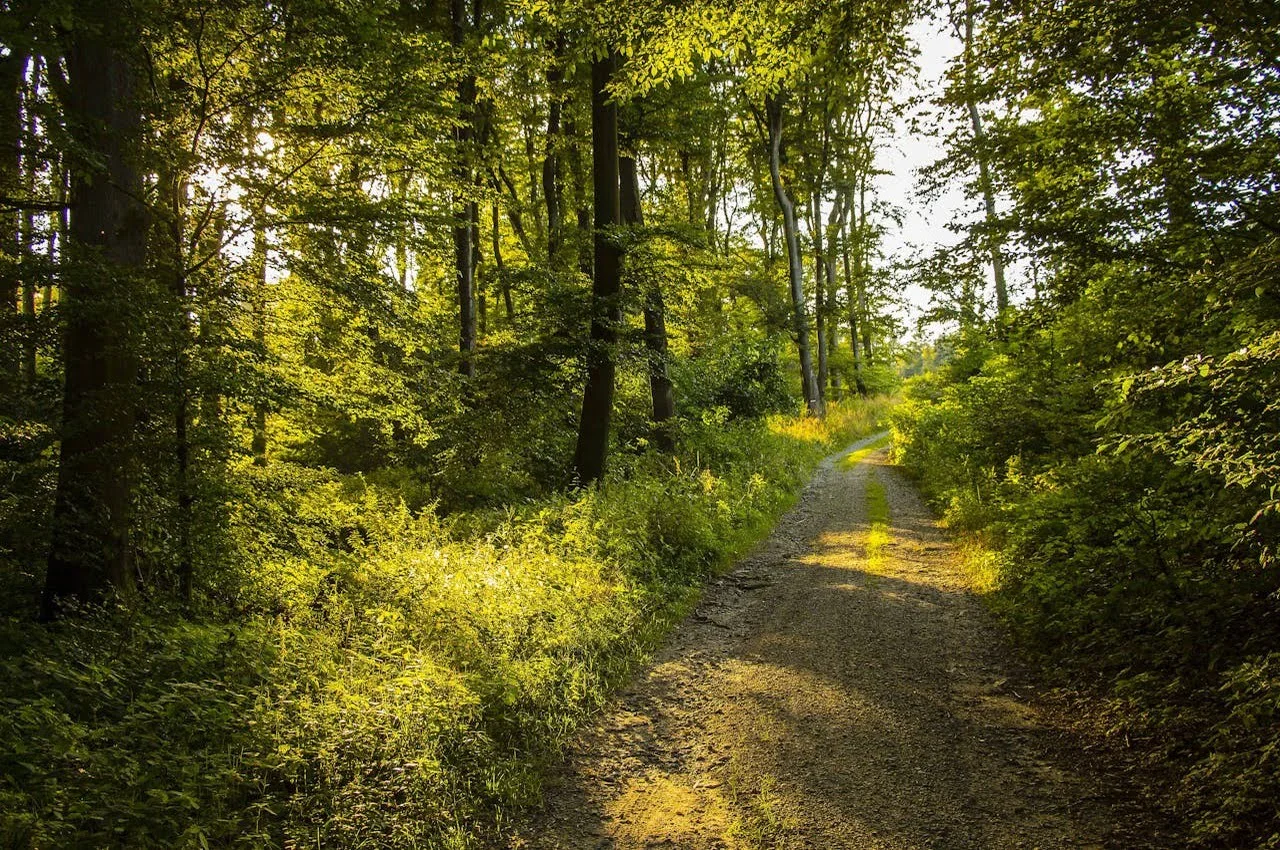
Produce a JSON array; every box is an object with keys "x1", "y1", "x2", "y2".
[
  {"x1": 0, "y1": 397, "x2": 893, "y2": 849},
  {"x1": 892, "y1": 351, "x2": 1280, "y2": 848}
]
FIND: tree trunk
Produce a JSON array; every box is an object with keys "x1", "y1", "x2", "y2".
[
  {"x1": 825, "y1": 191, "x2": 844, "y2": 400},
  {"x1": 159, "y1": 169, "x2": 195, "y2": 602},
  {"x1": 621, "y1": 153, "x2": 675, "y2": 448},
  {"x1": 841, "y1": 195, "x2": 867, "y2": 396},
  {"x1": 963, "y1": 0, "x2": 1007, "y2": 315},
  {"x1": 0, "y1": 52, "x2": 21, "y2": 386},
  {"x1": 857, "y1": 176, "x2": 872, "y2": 363},
  {"x1": 571, "y1": 54, "x2": 623, "y2": 486},
  {"x1": 543, "y1": 35, "x2": 565, "y2": 263},
  {"x1": 452, "y1": 0, "x2": 478, "y2": 377},
  {"x1": 810, "y1": 192, "x2": 828, "y2": 404},
  {"x1": 765, "y1": 92, "x2": 820, "y2": 415},
  {"x1": 492, "y1": 200, "x2": 515, "y2": 323},
  {"x1": 21, "y1": 56, "x2": 38, "y2": 385},
  {"x1": 563, "y1": 116, "x2": 594, "y2": 277},
  {"x1": 43, "y1": 24, "x2": 149, "y2": 619},
  {"x1": 250, "y1": 200, "x2": 270, "y2": 466}
]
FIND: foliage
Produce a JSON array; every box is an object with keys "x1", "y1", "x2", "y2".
[
  {"x1": 894, "y1": 260, "x2": 1280, "y2": 847},
  {"x1": 0, "y1": 397, "x2": 892, "y2": 849}
]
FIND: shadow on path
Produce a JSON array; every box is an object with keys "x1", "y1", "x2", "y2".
[{"x1": 510, "y1": 443, "x2": 1153, "y2": 850}]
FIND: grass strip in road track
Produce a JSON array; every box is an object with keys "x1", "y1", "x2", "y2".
[
  {"x1": 864, "y1": 474, "x2": 891, "y2": 574},
  {"x1": 838, "y1": 433, "x2": 891, "y2": 471}
]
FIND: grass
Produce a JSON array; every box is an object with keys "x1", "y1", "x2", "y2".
[
  {"x1": 837, "y1": 432, "x2": 891, "y2": 471},
  {"x1": 726, "y1": 763, "x2": 798, "y2": 850},
  {"x1": 863, "y1": 473, "x2": 891, "y2": 575},
  {"x1": 0, "y1": 396, "x2": 898, "y2": 850}
]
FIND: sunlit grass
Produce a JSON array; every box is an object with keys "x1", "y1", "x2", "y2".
[
  {"x1": 0, "y1": 397, "x2": 900, "y2": 849},
  {"x1": 864, "y1": 475, "x2": 890, "y2": 574},
  {"x1": 837, "y1": 432, "x2": 891, "y2": 470},
  {"x1": 727, "y1": 764, "x2": 799, "y2": 850}
]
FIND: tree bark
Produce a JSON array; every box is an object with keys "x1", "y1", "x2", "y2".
[
  {"x1": 492, "y1": 200, "x2": 514, "y2": 323},
  {"x1": 21, "y1": 56, "x2": 39, "y2": 385},
  {"x1": 0, "y1": 52, "x2": 21, "y2": 386},
  {"x1": 621, "y1": 153, "x2": 675, "y2": 448},
  {"x1": 543, "y1": 35, "x2": 565, "y2": 263},
  {"x1": 250, "y1": 215, "x2": 269, "y2": 468},
  {"x1": 765, "y1": 92, "x2": 821, "y2": 415},
  {"x1": 452, "y1": 0, "x2": 478, "y2": 377},
  {"x1": 857, "y1": 175, "x2": 873, "y2": 363},
  {"x1": 841, "y1": 189, "x2": 867, "y2": 396},
  {"x1": 962, "y1": 0, "x2": 1007, "y2": 315},
  {"x1": 825, "y1": 191, "x2": 844, "y2": 399},
  {"x1": 571, "y1": 54, "x2": 623, "y2": 486},
  {"x1": 810, "y1": 192, "x2": 828, "y2": 403},
  {"x1": 43, "y1": 22, "x2": 149, "y2": 619}
]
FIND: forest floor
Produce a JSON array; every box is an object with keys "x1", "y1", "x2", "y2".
[{"x1": 508, "y1": 434, "x2": 1161, "y2": 850}]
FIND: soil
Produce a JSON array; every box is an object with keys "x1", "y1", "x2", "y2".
[{"x1": 508, "y1": 435, "x2": 1159, "y2": 850}]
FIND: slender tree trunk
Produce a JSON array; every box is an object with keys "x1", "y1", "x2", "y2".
[
  {"x1": 452, "y1": 0, "x2": 478, "y2": 377},
  {"x1": 21, "y1": 57, "x2": 39, "y2": 385},
  {"x1": 163, "y1": 173, "x2": 194, "y2": 602},
  {"x1": 49, "y1": 157, "x2": 69, "y2": 309},
  {"x1": 810, "y1": 192, "x2": 828, "y2": 403},
  {"x1": 962, "y1": 0, "x2": 1007, "y2": 315},
  {"x1": 524, "y1": 122, "x2": 544, "y2": 243},
  {"x1": 825, "y1": 191, "x2": 843, "y2": 400},
  {"x1": 543, "y1": 35, "x2": 565, "y2": 263},
  {"x1": 563, "y1": 116, "x2": 593, "y2": 277},
  {"x1": 0, "y1": 53, "x2": 21, "y2": 386},
  {"x1": 857, "y1": 176, "x2": 872, "y2": 363},
  {"x1": 495, "y1": 165, "x2": 534, "y2": 256},
  {"x1": 43, "y1": 24, "x2": 149, "y2": 619},
  {"x1": 765, "y1": 93, "x2": 820, "y2": 415},
  {"x1": 621, "y1": 153, "x2": 675, "y2": 448},
  {"x1": 841, "y1": 193, "x2": 867, "y2": 396},
  {"x1": 251, "y1": 215, "x2": 269, "y2": 467},
  {"x1": 197, "y1": 205, "x2": 228, "y2": 436},
  {"x1": 492, "y1": 200, "x2": 515, "y2": 323},
  {"x1": 392, "y1": 170, "x2": 410, "y2": 289},
  {"x1": 571, "y1": 54, "x2": 623, "y2": 486}
]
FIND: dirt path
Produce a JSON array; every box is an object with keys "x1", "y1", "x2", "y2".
[{"x1": 510, "y1": 436, "x2": 1149, "y2": 849}]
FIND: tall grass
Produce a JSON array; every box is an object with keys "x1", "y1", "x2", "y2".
[{"x1": 0, "y1": 396, "x2": 895, "y2": 850}]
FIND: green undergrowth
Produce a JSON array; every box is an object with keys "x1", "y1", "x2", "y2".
[
  {"x1": 0, "y1": 397, "x2": 894, "y2": 850},
  {"x1": 892, "y1": 354, "x2": 1280, "y2": 848}
]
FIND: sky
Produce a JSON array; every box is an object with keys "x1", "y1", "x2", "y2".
[{"x1": 873, "y1": 12, "x2": 971, "y2": 324}]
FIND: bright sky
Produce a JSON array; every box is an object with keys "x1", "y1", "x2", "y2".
[{"x1": 874, "y1": 13, "x2": 969, "y2": 323}]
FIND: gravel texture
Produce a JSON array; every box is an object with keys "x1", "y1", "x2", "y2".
[{"x1": 509, "y1": 436, "x2": 1155, "y2": 849}]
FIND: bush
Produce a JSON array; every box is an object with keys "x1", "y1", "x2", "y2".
[
  {"x1": 892, "y1": 323, "x2": 1280, "y2": 848},
  {"x1": 0, "y1": 396, "x2": 895, "y2": 849}
]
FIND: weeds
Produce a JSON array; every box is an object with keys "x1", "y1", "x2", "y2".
[{"x1": 0, "y1": 397, "x2": 894, "y2": 849}]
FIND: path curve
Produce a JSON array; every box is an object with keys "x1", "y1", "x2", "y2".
[{"x1": 510, "y1": 437, "x2": 1147, "y2": 849}]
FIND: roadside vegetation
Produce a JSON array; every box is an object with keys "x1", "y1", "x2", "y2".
[{"x1": 893, "y1": 2, "x2": 1280, "y2": 846}]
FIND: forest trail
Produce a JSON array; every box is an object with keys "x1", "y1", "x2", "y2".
[{"x1": 511, "y1": 435, "x2": 1150, "y2": 850}]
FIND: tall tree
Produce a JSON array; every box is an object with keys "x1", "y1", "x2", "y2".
[
  {"x1": 620, "y1": 151, "x2": 675, "y2": 447},
  {"x1": 958, "y1": 0, "x2": 1007, "y2": 315},
  {"x1": 452, "y1": 0, "x2": 479, "y2": 378},
  {"x1": 42, "y1": 8, "x2": 150, "y2": 618},
  {"x1": 571, "y1": 51, "x2": 623, "y2": 485},
  {"x1": 765, "y1": 91, "x2": 821, "y2": 415}
]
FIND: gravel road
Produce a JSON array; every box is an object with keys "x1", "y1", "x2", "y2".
[{"x1": 510, "y1": 436, "x2": 1154, "y2": 849}]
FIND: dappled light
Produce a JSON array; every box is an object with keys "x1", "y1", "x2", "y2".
[{"x1": 0, "y1": 0, "x2": 1274, "y2": 846}]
